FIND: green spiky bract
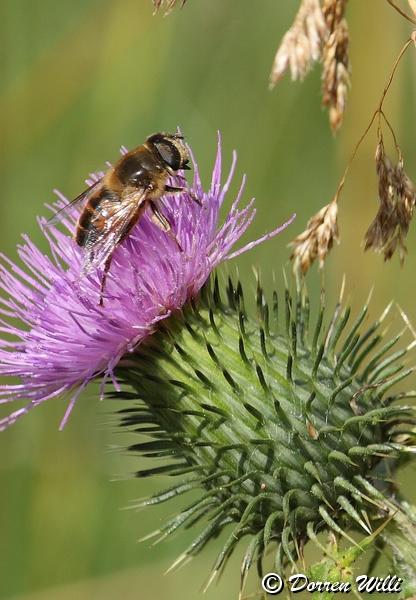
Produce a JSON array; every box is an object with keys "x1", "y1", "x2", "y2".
[{"x1": 112, "y1": 275, "x2": 416, "y2": 592}]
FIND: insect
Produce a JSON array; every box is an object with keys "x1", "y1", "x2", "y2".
[{"x1": 50, "y1": 132, "x2": 198, "y2": 305}]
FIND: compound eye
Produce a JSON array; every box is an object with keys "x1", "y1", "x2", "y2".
[{"x1": 154, "y1": 141, "x2": 181, "y2": 171}]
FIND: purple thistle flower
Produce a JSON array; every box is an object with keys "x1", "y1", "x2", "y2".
[{"x1": 0, "y1": 134, "x2": 295, "y2": 431}]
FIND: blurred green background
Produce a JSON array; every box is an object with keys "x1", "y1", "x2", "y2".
[{"x1": 1, "y1": 0, "x2": 416, "y2": 598}]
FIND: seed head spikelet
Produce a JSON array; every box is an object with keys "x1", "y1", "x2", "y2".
[
  {"x1": 289, "y1": 200, "x2": 339, "y2": 274},
  {"x1": 364, "y1": 138, "x2": 416, "y2": 263},
  {"x1": 270, "y1": 0, "x2": 328, "y2": 87}
]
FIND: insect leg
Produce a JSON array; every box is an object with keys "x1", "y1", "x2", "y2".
[
  {"x1": 150, "y1": 203, "x2": 183, "y2": 251},
  {"x1": 164, "y1": 185, "x2": 184, "y2": 193},
  {"x1": 99, "y1": 255, "x2": 113, "y2": 307},
  {"x1": 189, "y1": 192, "x2": 202, "y2": 206},
  {"x1": 165, "y1": 184, "x2": 202, "y2": 206}
]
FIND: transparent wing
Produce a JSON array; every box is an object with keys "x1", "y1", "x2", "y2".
[
  {"x1": 81, "y1": 187, "x2": 148, "y2": 274},
  {"x1": 46, "y1": 179, "x2": 103, "y2": 226}
]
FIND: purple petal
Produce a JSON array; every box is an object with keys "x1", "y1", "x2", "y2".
[{"x1": 0, "y1": 135, "x2": 295, "y2": 430}]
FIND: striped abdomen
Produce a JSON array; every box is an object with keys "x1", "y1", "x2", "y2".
[{"x1": 75, "y1": 187, "x2": 119, "y2": 249}]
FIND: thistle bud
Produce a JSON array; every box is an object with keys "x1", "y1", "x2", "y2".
[{"x1": 116, "y1": 276, "x2": 416, "y2": 592}]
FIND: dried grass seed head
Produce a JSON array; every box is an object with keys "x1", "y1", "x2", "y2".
[
  {"x1": 270, "y1": 0, "x2": 328, "y2": 86},
  {"x1": 321, "y1": 0, "x2": 350, "y2": 132},
  {"x1": 290, "y1": 200, "x2": 339, "y2": 274},
  {"x1": 153, "y1": 0, "x2": 187, "y2": 14},
  {"x1": 364, "y1": 140, "x2": 415, "y2": 263}
]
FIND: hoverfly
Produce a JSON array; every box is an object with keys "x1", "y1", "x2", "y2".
[{"x1": 50, "y1": 132, "x2": 198, "y2": 305}]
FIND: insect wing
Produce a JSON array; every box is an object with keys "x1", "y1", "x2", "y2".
[
  {"x1": 81, "y1": 187, "x2": 148, "y2": 274},
  {"x1": 46, "y1": 179, "x2": 102, "y2": 226}
]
